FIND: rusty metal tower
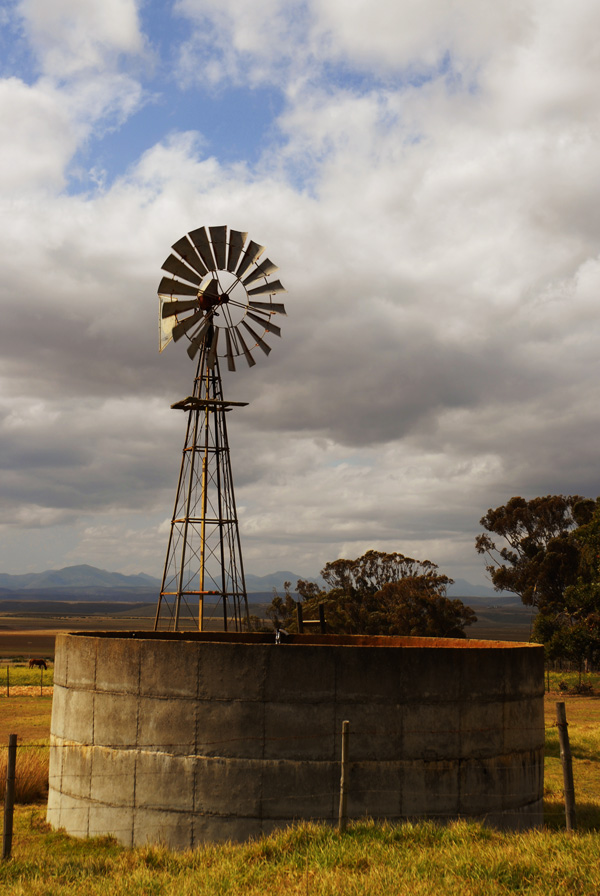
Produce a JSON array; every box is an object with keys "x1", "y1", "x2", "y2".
[{"x1": 153, "y1": 226, "x2": 286, "y2": 631}]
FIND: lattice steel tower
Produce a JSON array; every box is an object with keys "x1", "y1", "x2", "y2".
[{"x1": 153, "y1": 225, "x2": 286, "y2": 632}]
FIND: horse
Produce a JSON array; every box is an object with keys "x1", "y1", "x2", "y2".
[{"x1": 29, "y1": 657, "x2": 47, "y2": 670}]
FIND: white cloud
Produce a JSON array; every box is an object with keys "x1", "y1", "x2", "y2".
[
  {"x1": 18, "y1": 0, "x2": 145, "y2": 78},
  {"x1": 309, "y1": 0, "x2": 529, "y2": 72},
  {"x1": 0, "y1": 1, "x2": 148, "y2": 196},
  {"x1": 174, "y1": 0, "x2": 306, "y2": 87},
  {"x1": 0, "y1": 78, "x2": 75, "y2": 192},
  {"x1": 0, "y1": 0, "x2": 599, "y2": 586},
  {"x1": 0, "y1": 73, "x2": 146, "y2": 196}
]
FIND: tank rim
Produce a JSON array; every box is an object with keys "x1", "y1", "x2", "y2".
[{"x1": 60, "y1": 630, "x2": 541, "y2": 649}]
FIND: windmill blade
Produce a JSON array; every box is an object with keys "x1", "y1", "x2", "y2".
[
  {"x1": 159, "y1": 312, "x2": 175, "y2": 352},
  {"x1": 172, "y1": 309, "x2": 205, "y2": 342},
  {"x1": 172, "y1": 235, "x2": 209, "y2": 278},
  {"x1": 186, "y1": 318, "x2": 212, "y2": 359},
  {"x1": 161, "y1": 299, "x2": 199, "y2": 319},
  {"x1": 246, "y1": 310, "x2": 282, "y2": 337},
  {"x1": 187, "y1": 318, "x2": 211, "y2": 361},
  {"x1": 188, "y1": 226, "x2": 216, "y2": 272},
  {"x1": 161, "y1": 254, "x2": 202, "y2": 285},
  {"x1": 247, "y1": 280, "x2": 287, "y2": 296},
  {"x1": 249, "y1": 300, "x2": 287, "y2": 315},
  {"x1": 229, "y1": 325, "x2": 240, "y2": 354},
  {"x1": 242, "y1": 320, "x2": 272, "y2": 356},
  {"x1": 209, "y1": 226, "x2": 227, "y2": 269},
  {"x1": 158, "y1": 276, "x2": 199, "y2": 298},
  {"x1": 187, "y1": 338, "x2": 201, "y2": 361},
  {"x1": 200, "y1": 277, "x2": 220, "y2": 300},
  {"x1": 227, "y1": 229, "x2": 247, "y2": 272},
  {"x1": 207, "y1": 327, "x2": 219, "y2": 369},
  {"x1": 225, "y1": 329, "x2": 236, "y2": 371},
  {"x1": 235, "y1": 240, "x2": 265, "y2": 280},
  {"x1": 233, "y1": 326, "x2": 256, "y2": 367},
  {"x1": 242, "y1": 258, "x2": 279, "y2": 287}
]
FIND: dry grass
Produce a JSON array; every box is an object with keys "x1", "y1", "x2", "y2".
[
  {"x1": 3, "y1": 811, "x2": 600, "y2": 896},
  {"x1": 0, "y1": 746, "x2": 49, "y2": 803},
  {"x1": 0, "y1": 694, "x2": 54, "y2": 742}
]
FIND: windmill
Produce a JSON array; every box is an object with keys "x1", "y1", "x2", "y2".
[{"x1": 153, "y1": 226, "x2": 286, "y2": 632}]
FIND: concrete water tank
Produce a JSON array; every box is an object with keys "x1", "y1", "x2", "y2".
[{"x1": 47, "y1": 631, "x2": 544, "y2": 848}]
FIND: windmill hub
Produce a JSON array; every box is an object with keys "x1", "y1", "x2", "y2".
[{"x1": 198, "y1": 290, "x2": 228, "y2": 311}]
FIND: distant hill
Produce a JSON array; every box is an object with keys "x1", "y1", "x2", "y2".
[
  {"x1": 0, "y1": 564, "x2": 161, "y2": 591},
  {"x1": 447, "y1": 578, "x2": 512, "y2": 599},
  {"x1": 0, "y1": 565, "x2": 317, "y2": 605},
  {"x1": 0, "y1": 564, "x2": 511, "y2": 604}
]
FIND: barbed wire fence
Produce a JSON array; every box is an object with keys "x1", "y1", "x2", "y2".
[{"x1": 1, "y1": 709, "x2": 575, "y2": 860}]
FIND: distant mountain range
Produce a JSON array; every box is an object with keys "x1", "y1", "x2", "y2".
[
  {"x1": 0, "y1": 565, "x2": 159, "y2": 592},
  {"x1": 0, "y1": 564, "x2": 505, "y2": 600}
]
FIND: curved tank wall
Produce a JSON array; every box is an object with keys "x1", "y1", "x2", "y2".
[{"x1": 47, "y1": 631, "x2": 544, "y2": 848}]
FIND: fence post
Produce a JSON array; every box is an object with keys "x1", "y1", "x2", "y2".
[
  {"x1": 296, "y1": 602, "x2": 304, "y2": 634},
  {"x1": 318, "y1": 603, "x2": 326, "y2": 634},
  {"x1": 556, "y1": 701, "x2": 576, "y2": 832},
  {"x1": 2, "y1": 734, "x2": 17, "y2": 860},
  {"x1": 40, "y1": 666, "x2": 43, "y2": 697},
  {"x1": 338, "y1": 720, "x2": 349, "y2": 833}
]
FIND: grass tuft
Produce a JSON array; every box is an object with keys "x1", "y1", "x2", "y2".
[
  {"x1": 6, "y1": 810, "x2": 600, "y2": 896},
  {"x1": 0, "y1": 746, "x2": 49, "y2": 803}
]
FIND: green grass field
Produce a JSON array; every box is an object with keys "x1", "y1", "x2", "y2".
[
  {"x1": 0, "y1": 663, "x2": 54, "y2": 690},
  {"x1": 2, "y1": 675, "x2": 600, "y2": 894}
]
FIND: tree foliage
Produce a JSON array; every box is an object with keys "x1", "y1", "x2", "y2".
[
  {"x1": 475, "y1": 495, "x2": 595, "y2": 610},
  {"x1": 267, "y1": 549, "x2": 476, "y2": 638},
  {"x1": 475, "y1": 494, "x2": 600, "y2": 668},
  {"x1": 550, "y1": 498, "x2": 600, "y2": 671}
]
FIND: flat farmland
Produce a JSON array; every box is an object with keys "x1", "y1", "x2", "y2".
[
  {"x1": 0, "y1": 596, "x2": 538, "y2": 660},
  {"x1": 0, "y1": 614, "x2": 155, "y2": 659},
  {"x1": 0, "y1": 609, "x2": 238, "y2": 660}
]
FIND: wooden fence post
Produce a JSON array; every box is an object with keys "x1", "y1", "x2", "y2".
[
  {"x1": 556, "y1": 701, "x2": 576, "y2": 831},
  {"x1": 2, "y1": 734, "x2": 17, "y2": 860},
  {"x1": 318, "y1": 603, "x2": 326, "y2": 634},
  {"x1": 338, "y1": 720, "x2": 349, "y2": 833},
  {"x1": 296, "y1": 602, "x2": 304, "y2": 634},
  {"x1": 5, "y1": 666, "x2": 8, "y2": 699}
]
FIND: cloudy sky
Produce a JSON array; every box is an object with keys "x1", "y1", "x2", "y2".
[{"x1": 1, "y1": 0, "x2": 599, "y2": 586}]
